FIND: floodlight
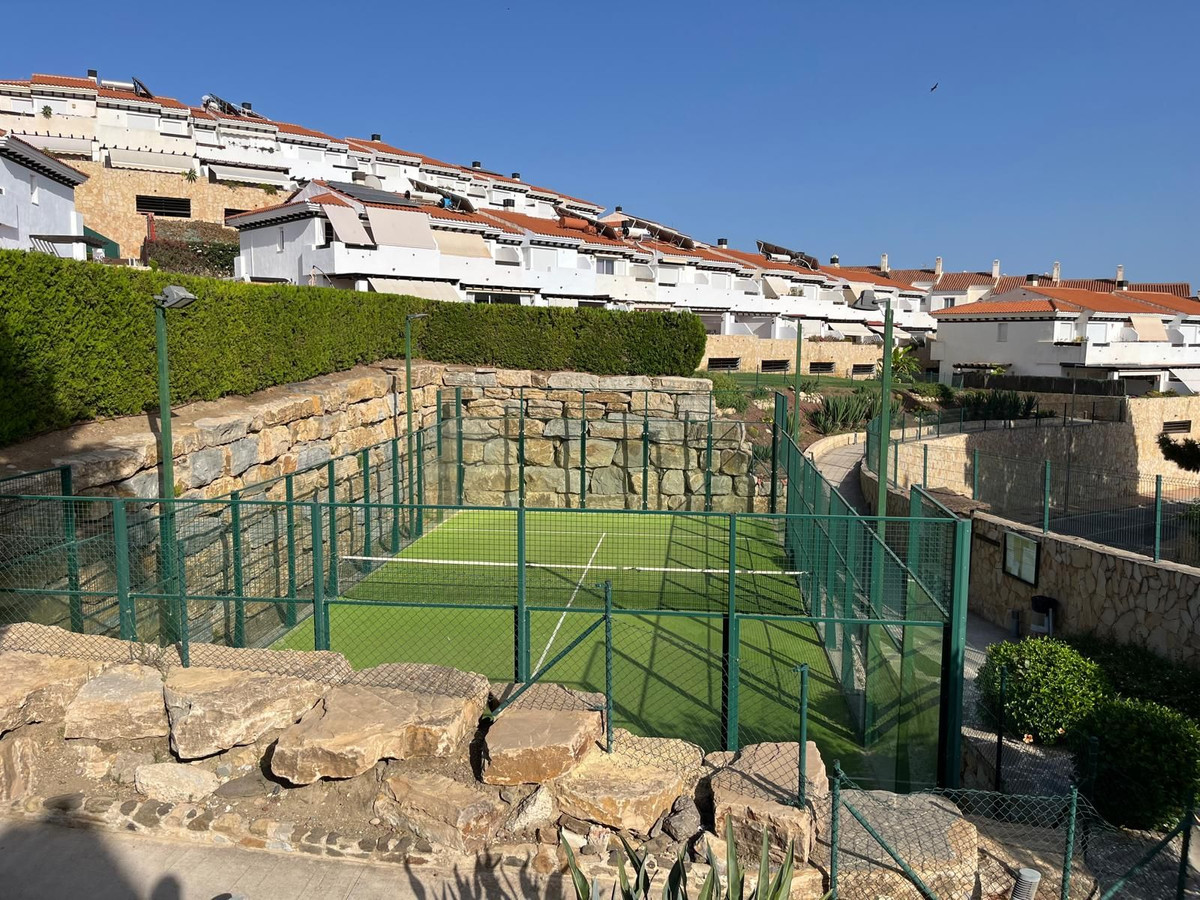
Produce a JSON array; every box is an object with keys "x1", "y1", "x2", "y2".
[
  {"x1": 407, "y1": 312, "x2": 430, "y2": 321},
  {"x1": 155, "y1": 285, "x2": 198, "y2": 309}
]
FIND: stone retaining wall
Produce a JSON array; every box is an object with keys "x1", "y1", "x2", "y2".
[{"x1": 701, "y1": 334, "x2": 882, "y2": 379}]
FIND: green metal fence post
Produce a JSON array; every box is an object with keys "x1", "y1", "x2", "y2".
[
  {"x1": 455, "y1": 387, "x2": 465, "y2": 506},
  {"x1": 311, "y1": 502, "x2": 328, "y2": 651},
  {"x1": 515, "y1": 504, "x2": 529, "y2": 682},
  {"x1": 793, "y1": 322, "x2": 803, "y2": 442},
  {"x1": 113, "y1": 500, "x2": 135, "y2": 641},
  {"x1": 326, "y1": 460, "x2": 339, "y2": 595},
  {"x1": 830, "y1": 763, "x2": 841, "y2": 897},
  {"x1": 972, "y1": 449, "x2": 980, "y2": 500},
  {"x1": 1043, "y1": 460, "x2": 1052, "y2": 534},
  {"x1": 1176, "y1": 793, "x2": 1195, "y2": 900},
  {"x1": 435, "y1": 388, "x2": 443, "y2": 457},
  {"x1": 518, "y1": 389, "x2": 527, "y2": 506},
  {"x1": 922, "y1": 443, "x2": 928, "y2": 489},
  {"x1": 176, "y1": 558, "x2": 189, "y2": 667},
  {"x1": 1061, "y1": 787, "x2": 1077, "y2": 900},
  {"x1": 722, "y1": 514, "x2": 740, "y2": 751},
  {"x1": 60, "y1": 467, "x2": 82, "y2": 633},
  {"x1": 705, "y1": 392, "x2": 714, "y2": 512},
  {"x1": 231, "y1": 491, "x2": 245, "y2": 647},
  {"x1": 891, "y1": 439, "x2": 899, "y2": 487},
  {"x1": 604, "y1": 580, "x2": 614, "y2": 753},
  {"x1": 995, "y1": 665, "x2": 1007, "y2": 792},
  {"x1": 284, "y1": 474, "x2": 297, "y2": 627},
  {"x1": 770, "y1": 393, "x2": 782, "y2": 515},
  {"x1": 579, "y1": 390, "x2": 588, "y2": 509},
  {"x1": 1154, "y1": 475, "x2": 1163, "y2": 562},
  {"x1": 360, "y1": 448, "x2": 372, "y2": 560},
  {"x1": 641, "y1": 394, "x2": 650, "y2": 511},
  {"x1": 795, "y1": 663, "x2": 809, "y2": 808},
  {"x1": 939, "y1": 517, "x2": 971, "y2": 788},
  {"x1": 390, "y1": 438, "x2": 401, "y2": 550},
  {"x1": 415, "y1": 430, "x2": 425, "y2": 537}
]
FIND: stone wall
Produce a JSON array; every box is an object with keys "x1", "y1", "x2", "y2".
[
  {"x1": 70, "y1": 160, "x2": 281, "y2": 257},
  {"x1": 701, "y1": 334, "x2": 882, "y2": 379},
  {"x1": 1126, "y1": 395, "x2": 1200, "y2": 479}
]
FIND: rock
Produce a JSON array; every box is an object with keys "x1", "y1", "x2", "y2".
[
  {"x1": 482, "y1": 709, "x2": 602, "y2": 785},
  {"x1": 375, "y1": 773, "x2": 506, "y2": 853},
  {"x1": 506, "y1": 785, "x2": 557, "y2": 836},
  {"x1": 110, "y1": 750, "x2": 155, "y2": 784},
  {"x1": 0, "y1": 728, "x2": 37, "y2": 801},
  {"x1": 271, "y1": 685, "x2": 484, "y2": 784},
  {"x1": 214, "y1": 771, "x2": 277, "y2": 799},
  {"x1": 0, "y1": 651, "x2": 106, "y2": 735},
  {"x1": 547, "y1": 373, "x2": 601, "y2": 391},
  {"x1": 349, "y1": 662, "x2": 490, "y2": 700},
  {"x1": 489, "y1": 682, "x2": 605, "y2": 713},
  {"x1": 73, "y1": 744, "x2": 112, "y2": 780},
  {"x1": 164, "y1": 666, "x2": 325, "y2": 759},
  {"x1": 63, "y1": 664, "x2": 167, "y2": 741},
  {"x1": 135, "y1": 763, "x2": 220, "y2": 803},
  {"x1": 664, "y1": 795, "x2": 702, "y2": 841},
  {"x1": 711, "y1": 741, "x2": 826, "y2": 865}
]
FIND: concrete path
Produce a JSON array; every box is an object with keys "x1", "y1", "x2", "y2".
[{"x1": 0, "y1": 817, "x2": 569, "y2": 900}]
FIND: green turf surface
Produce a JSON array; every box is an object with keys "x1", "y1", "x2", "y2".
[{"x1": 275, "y1": 508, "x2": 889, "y2": 780}]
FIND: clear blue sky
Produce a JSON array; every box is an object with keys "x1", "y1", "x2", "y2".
[{"x1": 11, "y1": 0, "x2": 1199, "y2": 285}]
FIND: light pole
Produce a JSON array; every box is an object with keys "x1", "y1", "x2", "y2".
[
  {"x1": 793, "y1": 319, "x2": 803, "y2": 442},
  {"x1": 404, "y1": 313, "x2": 429, "y2": 536},
  {"x1": 154, "y1": 285, "x2": 198, "y2": 644}
]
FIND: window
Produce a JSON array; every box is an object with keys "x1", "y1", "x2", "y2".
[
  {"x1": 851, "y1": 364, "x2": 876, "y2": 376},
  {"x1": 319, "y1": 221, "x2": 335, "y2": 248},
  {"x1": 1162, "y1": 420, "x2": 1192, "y2": 435},
  {"x1": 595, "y1": 258, "x2": 615, "y2": 276},
  {"x1": 28, "y1": 174, "x2": 38, "y2": 205},
  {"x1": 224, "y1": 208, "x2": 248, "y2": 219},
  {"x1": 136, "y1": 195, "x2": 191, "y2": 218},
  {"x1": 277, "y1": 227, "x2": 285, "y2": 253},
  {"x1": 472, "y1": 292, "x2": 523, "y2": 305},
  {"x1": 760, "y1": 359, "x2": 790, "y2": 374},
  {"x1": 809, "y1": 362, "x2": 835, "y2": 374},
  {"x1": 706, "y1": 358, "x2": 740, "y2": 372},
  {"x1": 997, "y1": 323, "x2": 1008, "y2": 342},
  {"x1": 1004, "y1": 531, "x2": 1039, "y2": 585},
  {"x1": 944, "y1": 297, "x2": 956, "y2": 309}
]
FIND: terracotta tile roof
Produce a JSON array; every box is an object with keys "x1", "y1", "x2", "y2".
[
  {"x1": 933, "y1": 299, "x2": 1061, "y2": 318},
  {"x1": 271, "y1": 120, "x2": 337, "y2": 141},
  {"x1": 30, "y1": 73, "x2": 96, "y2": 90},
  {"x1": 993, "y1": 275, "x2": 1027, "y2": 294},
  {"x1": 822, "y1": 266, "x2": 923, "y2": 292},
  {"x1": 1129, "y1": 282, "x2": 1192, "y2": 298},
  {"x1": 709, "y1": 246, "x2": 796, "y2": 273},
  {"x1": 888, "y1": 268, "x2": 938, "y2": 285},
  {"x1": 426, "y1": 205, "x2": 522, "y2": 234},
  {"x1": 1115, "y1": 291, "x2": 1200, "y2": 316},
  {"x1": 308, "y1": 192, "x2": 351, "y2": 207},
  {"x1": 480, "y1": 209, "x2": 626, "y2": 246},
  {"x1": 933, "y1": 272, "x2": 995, "y2": 291},
  {"x1": 1021, "y1": 286, "x2": 1153, "y2": 313},
  {"x1": 345, "y1": 137, "x2": 422, "y2": 160},
  {"x1": 224, "y1": 199, "x2": 308, "y2": 221}
]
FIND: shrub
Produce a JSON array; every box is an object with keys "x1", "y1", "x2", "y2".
[
  {"x1": 976, "y1": 638, "x2": 1108, "y2": 744},
  {"x1": 0, "y1": 250, "x2": 707, "y2": 445},
  {"x1": 805, "y1": 388, "x2": 900, "y2": 435},
  {"x1": 1065, "y1": 635, "x2": 1200, "y2": 722},
  {"x1": 906, "y1": 381, "x2": 955, "y2": 403},
  {"x1": 694, "y1": 371, "x2": 749, "y2": 413},
  {"x1": 1073, "y1": 696, "x2": 1200, "y2": 829},
  {"x1": 957, "y1": 389, "x2": 1039, "y2": 421}
]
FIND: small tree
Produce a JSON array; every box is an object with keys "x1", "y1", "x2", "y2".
[
  {"x1": 1158, "y1": 433, "x2": 1200, "y2": 472},
  {"x1": 880, "y1": 345, "x2": 920, "y2": 382}
]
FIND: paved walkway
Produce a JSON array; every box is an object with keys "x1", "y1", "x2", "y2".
[{"x1": 0, "y1": 818, "x2": 569, "y2": 900}]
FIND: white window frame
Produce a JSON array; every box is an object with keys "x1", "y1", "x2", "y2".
[
  {"x1": 595, "y1": 257, "x2": 615, "y2": 276},
  {"x1": 997, "y1": 323, "x2": 1008, "y2": 342},
  {"x1": 277, "y1": 227, "x2": 285, "y2": 253},
  {"x1": 29, "y1": 173, "x2": 39, "y2": 205}
]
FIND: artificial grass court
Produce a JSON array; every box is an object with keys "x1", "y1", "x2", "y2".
[{"x1": 275, "y1": 508, "x2": 870, "y2": 777}]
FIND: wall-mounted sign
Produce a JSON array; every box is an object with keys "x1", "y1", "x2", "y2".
[{"x1": 1004, "y1": 531, "x2": 1039, "y2": 585}]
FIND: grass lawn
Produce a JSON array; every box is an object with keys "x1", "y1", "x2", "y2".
[{"x1": 276, "y1": 508, "x2": 881, "y2": 779}]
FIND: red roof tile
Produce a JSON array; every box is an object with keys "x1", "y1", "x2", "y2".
[
  {"x1": 308, "y1": 192, "x2": 351, "y2": 207},
  {"x1": 933, "y1": 299, "x2": 1061, "y2": 318},
  {"x1": 822, "y1": 266, "x2": 923, "y2": 292},
  {"x1": 1115, "y1": 291, "x2": 1200, "y2": 316},
  {"x1": 30, "y1": 73, "x2": 96, "y2": 90},
  {"x1": 933, "y1": 272, "x2": 995, "y2": 291},
  {"x1": 480, "y1": 209, "x2": 626, "y2": 247},
  {"x1": 1129, "y1": 282, "x2": 1192, "y2": 298},
  {"x1": 273, "y1": 120, "x2": 337, "y2": 141}
]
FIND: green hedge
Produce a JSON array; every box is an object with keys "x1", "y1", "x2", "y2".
[
  {"x1": 0, "y1": 250, "x2": 706, "y2": 446},
  {"x1": 1065, "y1": 634, "x2": 1200, "y2": 722}
]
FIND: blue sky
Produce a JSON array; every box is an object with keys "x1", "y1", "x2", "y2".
[{"x1": 10, "y1": 0, "x2": 1199, "y2": 285}]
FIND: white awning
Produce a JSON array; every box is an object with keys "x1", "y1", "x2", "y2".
[
  {"x1": 369, "y1": 278, "x2": 461, "y2": 303},
  {"x1": 324, "y1": 206, "x2": 373, "y2": 246},
  {"x1": 630, "y1": 264, "x2": 654, "y2": 281},
  {"x1": 366, "y1": 207, "x2": 437, "y2": 250},
  {"x1": 762, "y1": 276, "x2": 794, "y2": 300},
  {"x1": 207, "y1": 163, "x2": 293, "y2": 187},
  {"x1": 494, "y1": 245, "x2": 522, "y2": 265},
  {"x1": 435, "y1": 230, "x2": 491, "y2": 258},
  {"x1": 1128, "y1": 314, "x2": 1169, "y2": 342},
  {"x1": 108, "y1": 147, "x2": 194, "y2": 173},
  {"x1": 1170, "y1": 370, "x2": 1200, "y2": 394},
  {"x1": 870, "y1": 324, "x2": 914, "y2": 344},
  {"x1": 834, "y1": 321, "x2": 881, "y2": 340},
  {"x1": 20, "y1": 134, "x2": 92, "y2": 156}
]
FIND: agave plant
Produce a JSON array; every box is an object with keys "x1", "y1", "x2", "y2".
[{"x1": 564, "y1": 818, "x2": 808, "y2": 900}]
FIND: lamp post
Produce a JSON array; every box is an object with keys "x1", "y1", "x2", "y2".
[
  {"x1": 793, "y1": 319, "x2": 803, "y2": 442},
  {"x1": 404, "y1": 313, "x2": 429, "y2": 536},
  {"x1": 153, "y1": 285, "x2": 198, "y2": 644}
]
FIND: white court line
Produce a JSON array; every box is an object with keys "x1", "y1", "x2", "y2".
[
  {"x1": 341, "y1": 555, "x2": 805, "y2": 576},
  {"x1": 533, "y1": 532, "x2": 605, "y2": 674}
]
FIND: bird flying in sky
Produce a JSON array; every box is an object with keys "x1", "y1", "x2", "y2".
[{"x1": 930, "y1": 82, "x2": 939, "y2": 92}]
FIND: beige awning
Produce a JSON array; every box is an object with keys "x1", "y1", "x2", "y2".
[
  {"x1": 435, "y1": 230, "x2": 491, "y2": 258},
  {"x1": 494, "y1": 245, "x2": 522, "y2": 265},
  {"x1": 324, "y1": 206, "x2": 373, "y2": 246},
  {"x1": 763, "y1": 276, "x2": 794, "y2": 300},
  {"x1": 366, "y1": 207, "x2": 437, "y2": 250},
  {"x1": 207, "y1": 163, "x2": 292, "y2": 187},
  {"x1": 108, "y1": 147, "x2": 193, "y2": 173},
  {"x1": 833, "y1": 321, "x2": 879, "y2": 340},
  {"x1": 21, "y1": 134, "x2": 92, "y2": 155},
  {"x1": 870, "y1": 324, "x2": 914, "y2": 344},
  {"x1": 369, "y1": 278, "x2": 461, "y2": 302},
  {"x1": 1128, "y1": 314, "x2": 1169, "y2": 342}
]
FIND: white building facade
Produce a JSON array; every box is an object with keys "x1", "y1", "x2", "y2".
[{"x1": 0, "y1": 129, "x2": 88, "y2": 258}]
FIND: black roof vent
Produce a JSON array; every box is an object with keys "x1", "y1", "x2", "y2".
[
  {"x1": 87, "y1": 69, "x2": 98, "y2": 80},
  {"x1": 615, "y1": 205, "x2": 623, "y2": 213},
  {"x1": 503, "y1": 198, "x2": 516, "y2": 208},
  {"x1": 370, "y1": 132, "x2": 381, "y2": 142},
  {"x1": 241, "y1": 101, "x2": 252, "y2": 111},
  {"x1": 830, "y1": 254, "x2": 840, "y2": 265},
  {"x1": 472, "y1": 160, "x2": 482, "y2": 169},
  {"x1": 511, "y1": 172, "x2": 521, "y2": 181},
  {"x1": 717, "y1": 238, "x2": 728, "y2": 248}
]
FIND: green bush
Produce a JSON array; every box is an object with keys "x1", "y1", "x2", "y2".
[
  {"x1": 1065, "y1": 635, "x2": 1200, "y2": 722},
  {"x1": 805, "y1": 387, "x2": 900, "y2": 435},
  {"x1": 905, "y1": 381, "x2": 955, "y2": 403},
  {"x1": 1073, "y1": 696, "x2": 1200, "y2": 829},
  {"x1": 957, "y1": 389, "x2": 1038, "y2": 421},
  {"x1": 693, "y1": 371, "x2": 749, "y2": 413},
  {"x1": 0, "y1": 250, "x2": 707, "y2": 445},
  {"x1": 976, "y1": 638, "x2": 1108, "y2": 744}
]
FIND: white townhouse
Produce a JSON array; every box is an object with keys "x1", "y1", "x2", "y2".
[
  {"x1": 0, "y1": 129, "x2": 89, "y2": 258},
  {"x1": 930, "y1": 286, "x2": 1200, "y2": 393},
  {"x1": 817, "y1": 261, "x2": 934, "y2": 340}
]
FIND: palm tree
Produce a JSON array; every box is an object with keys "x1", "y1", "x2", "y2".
[{"x1": 880, "y1": 345, "x2": 920, "y2": 382}]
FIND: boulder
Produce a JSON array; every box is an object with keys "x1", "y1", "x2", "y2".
[
  {"x1": 506, "y1": 785, "x2": 557, "y2": 836},
  {"x1": 547, "y1": 373, "x2": 601, "y2": 391},
  {"x1": 271, "y1": 684, "x2": 484, "y2": 784},
  {"x1": 482, "y1": 709, "x2": 602, "y2": 785},
  {"x1": 663, "y1": 794, "x2": 703, "y2": 842},
  {"x1": 711, "y1": 741, "x2": 826, "y2": 865},
  {"x1": 63, "y1": 664, "x2": 167, "y2": 741},
  {"x1": 135, "y1": 763, "x2": 220, "y2": 803},
  {"x1": 163, "y1": 666, "x2": 325, "y2": 759},
  {"x1": 588, "y1": 466, "x2": 627, "y2": 496},
  {"x1": 0, "y1": 728, "x2": 37, "y2": 801},
  {"x1": 0, "y1": 651, "x2": 106, "y2": 735},
  {"x1": 349, "y1": 662, "x2": 490, "y2": 701},
  {"x1": 375, "y1": 773, "x2": 506, "y2": 852}
]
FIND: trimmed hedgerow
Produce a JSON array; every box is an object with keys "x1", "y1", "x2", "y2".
[
  {"x1": 976, "y1": 638, "x2": 1108, "y2": 745},
  {"x1": 0, "y1": 250, "x2": 706, "y2": 446},
  {"x1": 1065, "y1": 634, "x2": 1200, "y2": 723},
  {"x1": 1072, "y1": 696, "x2": 1200, "y2": 829}
]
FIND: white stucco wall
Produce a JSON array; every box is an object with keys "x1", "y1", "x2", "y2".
[{"x1": 0, "y1": 158, "x2": 84, "y2": 258}]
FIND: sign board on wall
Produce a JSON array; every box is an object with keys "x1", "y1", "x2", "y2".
[{"x1": 1004, "y1": 531, "x2": 1039, "y2": 585}]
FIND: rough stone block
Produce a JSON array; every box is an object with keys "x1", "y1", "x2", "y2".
[
  {"x1": 0, "y1": 651, "x2": 106, "y2": 735},
  {"x1": 376, "y1": 773, "x2": 507, "y2": 853},
  {"x1": 589, "y1": 466, "x2": 626, "y2": 496},
  {"x1": 63, "y1": 664, "x2": 167, "y2": 742},
  {"x1": 547, "y1": 373, "x2": 601, "y2": 390},
  {"x1": 482, "y1": 709, "x2": 602, "y2": 785},
  {"x1": 463, "y1": 464, "x2": 520, "y2": 493},
  {"x1": 720, "y1": 450, "x2": 751, "y2": 476},
  {"x1": 556, "y1": 439, "x2": 617, "y2": 469},
  {"x1": 135, "y1": 763, "x2": 220, "y2": 803}
]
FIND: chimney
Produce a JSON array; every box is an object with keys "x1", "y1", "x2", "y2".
[
  {"x1": 510, "y1": 172, "x2": 521, "y2": 181},
  {"x1": 1025, "y1": 274, "x2": 1040, "y2": 286},
  {"x1": 992, "y1": 259, "x2": 1001, "y2": 279},
  {"x1": 830, "y1": 254, "x2": 840, "y2": 267},
  {"x1": 471, "y1": 160, "x2": 482, "y2": 169},
  {"x1": 717, "y1": 238, "x2": 729, "y2": 248},
  {"x1": 370, "y1": 132, "x2": 381, "y2": 142},
  {"x1": 1052, "y1": 261, "x2": 1061, "y2": 284},
  {"x1": 934, "y1": 256, "x2": 943, "y2": 278},
  {"x1": 880, "y1": 252, "x2": 889, "y2": 273},
  {"x1": 241, "y1": 101, "x2": 252, "y2": 111},
  {"x1": 1115, "y1": 264, "x2": 1126, "y2": 287},
  {"x1": 615, "y1": 205, "x2": 623, "y2": 213},
  {"x1": 87, "y1": 69, "x2": 98, "y2": 81}
]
